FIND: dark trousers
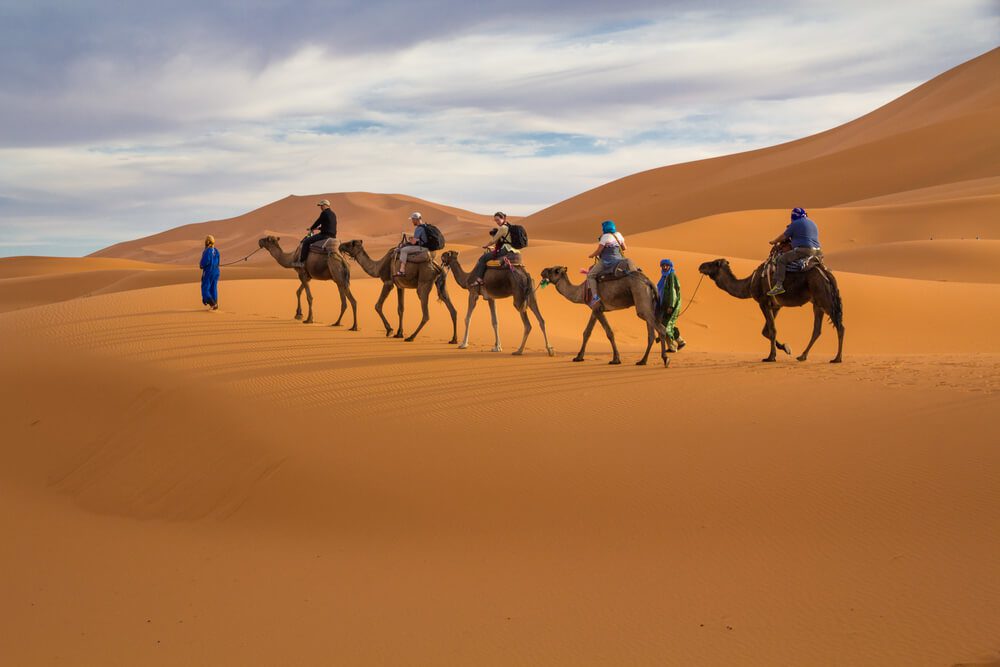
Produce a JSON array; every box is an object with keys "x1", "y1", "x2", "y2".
[
  {"x1": 774, "y1": 247, "x2": 819, "y2": 285},
  {"x1": 300, "y1": 233, "x2": 333, "y2": 261},
  {"x1": 469, "y1": 249, "x2": 512, "y2": 283}
]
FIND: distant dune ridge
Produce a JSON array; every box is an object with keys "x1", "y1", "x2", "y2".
[{"x1": 3, "y1": 49, "x2": 1000, "y2": 666}]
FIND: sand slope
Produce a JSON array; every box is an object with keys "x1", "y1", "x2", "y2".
[{"x1": 90, "y1": 192, "x2": 499, "y2": 265}]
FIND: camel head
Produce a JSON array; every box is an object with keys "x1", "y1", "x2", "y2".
[
  {"x1": 540, "y1": 266, "x2": 568, "y2": 284},
  {"x1": 339, "y1": 239, "x2": 363, "y2": 259},
  {"x1": 698, "y1": 258, "x2": 730, "y2": 279},
  {"x1": 440, "y1": 250, "x2": 459, "y2": 267},
  {"x1": 258, "y1": 235, "x2": 280, "y2": 249}
]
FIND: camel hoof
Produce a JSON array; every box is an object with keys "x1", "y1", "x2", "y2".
[
  {"x1": 331, "y1": 322, "x2": 342, "y2": 327},
  {"x1": 349, "y1": 326, "x2": 359, "y2": 332},
  {"x1": 490, "y1": 347, "x2": 502, "y2": 353},
  {"x1": 404, "y1": 336, "x2": 416, "y2": 342},
  {"x1": 609, "y1": 359, "x2": 622, "y2": 366},
  {"x1": 572, "y1": 357, "x2": 585, "y2": 363},
  {"x1": 781, "y1": 345, "x2": 792, "y2": 356},
  {"x1": 830, "y1": 358, "x2": 843, "y2": 364},
  {"x1": 663, "y1": 356, "x2": 670, "y2": 368},
  {"x1": 458, "y1": 343, "x2": 469, "y2": 350},
  {"x1": 303, "y1": 319, "x2": 313, "y2": 325},
  {"x1": 546, "y1": 347, "x2": 555, "y2": 357},
  {"x1": 448, "y1": 339, "x2": 458, "y2": 345},
  {"x1": 796, "y1": 355, "x2": 808, "y2": 362},
  {"x1": 635, "y1": 360, "x2": 647, "y2": 366},
  {"x1": 294, "y1": 314, "x2": 303, "y2": 320},
  {"x1": 393, "y1": 333, "x2": 404, "y2": 339},
  {"x1": 761, "y1": 357, "x2": 776, "y2": 363},
  {"x1": 511, "y1": 350, "x2": 523, "y2": 356}
]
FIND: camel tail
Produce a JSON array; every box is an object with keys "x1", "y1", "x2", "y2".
[{"x1": 826, "y1": 268, "x2": 844, "y2": 328}]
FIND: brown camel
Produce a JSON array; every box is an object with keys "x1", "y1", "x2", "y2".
[
  {"x1": 441, "y1": 250, "x2": 554, "y2": 356},
  {"x1": 258, "y1": 235, "x2": 358, "y2": 329},
  {"x1": 697, "y1": 257, "x2": 844, "y2": 363},
  {"x1": 539, "y1": 265, "x2": 669, "y2": 367},
  {"x1": 339, "y1": 239, "x2": 458, "y2": 343}
]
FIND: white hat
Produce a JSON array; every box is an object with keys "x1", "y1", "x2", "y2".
[
  {"x1": 317, "y1": 199, "x2": 331, "y2": 206},
  {"x1": 410, "y1": 211, "x2": 422, "y2": 219}
]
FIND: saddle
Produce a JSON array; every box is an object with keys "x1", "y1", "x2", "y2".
[
  {"x1": 596, "y1": 258, "x2": 639, "y2": 281},
  {"x1": 391, "y1": 247, "x2": 435, "y2": 264},
  {"x1": 390, "y1": 250, "x2": 439, "y2": 279},
  {"x1": 297, "y1": 237, "x2": 340, "y2": 258},
  {"x1": 485, "y1": 254, "x2": 523, "y2": 268},
  {"x1": 769, "y1": 242, "x2": 826, "y2": 273}
]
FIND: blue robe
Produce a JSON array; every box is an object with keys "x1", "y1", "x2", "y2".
[{"x1": 199, "y1": 247, "x2": 220, "y2": 305}]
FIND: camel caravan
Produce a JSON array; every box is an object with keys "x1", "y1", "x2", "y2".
[{"x1": 248, "y1": 202, "x2": 845, "y2": 365}]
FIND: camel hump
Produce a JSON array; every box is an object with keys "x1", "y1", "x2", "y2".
[{"x1": 596, "y1": 258, "x2": 640, "y2": 282}]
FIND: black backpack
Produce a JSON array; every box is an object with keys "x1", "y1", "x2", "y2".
[
  {"x1": 506, "y1": 223, "x2": 528, "y2": 249},
  {"x1": 420, "y1": 223, "x2": 445, "y2": 251}
]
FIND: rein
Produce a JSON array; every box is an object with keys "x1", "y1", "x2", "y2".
[
  {"x1": 676, "y1": 273, "x2": 705, "y2": 319},
  {"x1": 219, "y1": 246, "x2": 263, "y2": 267}
]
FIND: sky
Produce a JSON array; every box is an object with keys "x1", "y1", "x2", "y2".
[{"x1": 0, "y1": 0, "x2": 997, "y2": 256}]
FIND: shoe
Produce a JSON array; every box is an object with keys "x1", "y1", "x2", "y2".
[
  {"x1": 767, "y1": 284, "x2": 785, "y2": 296},
  {"x1": 211, "y1": 304, "x2": 219, "y2": 311},
  {"x1": 589, "y1": 295, "x2": 601, "y2": 310},
  {"x1": 676, "y1": 338, "x2": 686, "y2": 350}
]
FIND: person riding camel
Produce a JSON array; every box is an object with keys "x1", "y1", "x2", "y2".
[
  {"x1": 767, "y1": 207, "x2": 820, "y2": 296},
  {"x1": 468, "y1": 211, "x2": 517, "y2": 286},
  {"x1": 396, "y1": 212, "x2": 430, "y2": 275},
  {"x1": 293, "y1": 199, "x2": 338, "y2": 267},
  {"x1": 586, "y1": 220, "x2": 627, "y2": 309},
  {"x1": 657, "y1": 258, "x2": 686, "y2": 352}
]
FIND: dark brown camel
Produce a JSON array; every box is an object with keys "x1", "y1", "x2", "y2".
[
  {"x1": 258, "y1": 235, "x2": 358, "y2": 329},
  {"x1": 698, "y1": 257, "x2": 844, "y2": 362},
  {"x1": 440, "y1": 250, "x2": 554, "y2": 356},
  {"x1": 339, "y1": 239, "x2": 458, "y2": 343},
  {"x1": 539, "y1": 266, "x2": 669, "y2": 367}
]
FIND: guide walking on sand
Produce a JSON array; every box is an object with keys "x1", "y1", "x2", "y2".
[{"x1": 199, "y1": 235, "x2": 220, "y2": 310}]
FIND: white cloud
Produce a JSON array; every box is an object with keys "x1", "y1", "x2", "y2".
[{"x1": 0, "y1": 0, "x2": 997, "y2": 256}]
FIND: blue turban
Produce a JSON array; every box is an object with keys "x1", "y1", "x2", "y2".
[
  {"x1": 601, "y1": 220, "x2": 617, "y2": 234},
  {"x1": 791, "y1": 207, "x2": 807, "y2": 221},
  {"x1": 660, "y1": 258, "x2": 674, "y2": 273}
]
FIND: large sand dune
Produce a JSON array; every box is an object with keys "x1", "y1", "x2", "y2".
[{"x1": 4, "y1": 49, "x2": 1000, "y2": 665}]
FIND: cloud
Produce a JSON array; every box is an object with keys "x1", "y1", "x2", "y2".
[{"x1": 0, "y1": 0, "x2": 997, "y2": 256}]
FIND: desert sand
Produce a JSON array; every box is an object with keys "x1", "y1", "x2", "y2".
[{"x1": 1, "y1": 49, "x2": 999, "y2": 666}]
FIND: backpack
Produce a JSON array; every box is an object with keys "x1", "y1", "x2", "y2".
[
  {"x1": 506, "y1": 223, "x2": 528, "y2": 249},
  {"x1": 420, "y1": 223, "x2": 445, "y2": 251}
]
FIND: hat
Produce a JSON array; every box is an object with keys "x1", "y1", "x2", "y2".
[
  {"x1": 493, "y1": 211, "x2": 507, "y2": 219},
  {"x1": 410, "y1": 211, "x2": 422, "y2": 220},
  {"x1": 317, "y1": 199, "x2": 331, "y2": 207},
  {"x1": 791, "y1": 207, "x2": 807, "y2": 220}
]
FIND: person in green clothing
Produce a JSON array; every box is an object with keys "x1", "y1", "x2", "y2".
[{"x1": 657, "y1": 258, "x2": 686, "y2": 352}]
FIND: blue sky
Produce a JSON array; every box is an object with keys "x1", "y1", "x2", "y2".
[{"x1": 0, "y1": 0, "x2": 997, "y2": 256}]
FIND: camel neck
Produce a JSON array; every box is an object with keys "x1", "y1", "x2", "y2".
[
  {"x1": 352, "y1": 247, "x2": 385, "y2": 278},
  {"x1": 267, "y1": 244, "x2": 294, "y2": 268},
  {"x1": 715, "y1": 266, "x2": 754, "y2": 299},
  {"x1": 447, "y1": 259, "x2": 471, "y2": 288},
  {"x1": 554, "y1": 275, "x2": 586, "y2": 303}
]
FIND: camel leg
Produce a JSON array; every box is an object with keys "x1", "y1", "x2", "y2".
[
  {"x1": 394, "y1": 287, "x2": 405, "y2": 338},
  {"x1": 759, "y1": 302, "x2": 778, "y2": 362},
  {"x1": 488, "y1": 299, "x2": 502, "y2": 352},
  {"x1": 346, "y1": 286, "x2": 358, "y2": 331},
  {"x1": 595, "y1": 311, "x2": 622, "y2": 365},
  {"x1": 374, "y1": 282, "x2": 394, "y2": 336},
  {"x1": 797, "y1": 304, "x2": 824, "y2": 361},
  {"x1": 294, "y1": 282, "x2": 305, "y2": 320},
  {"x1": 656, "y1": 320, "x2": 670, "y2": 367},
  {"x1": 331, "y1": 284, "x2": 347, "y2": 327},
  {"x1": 528, "y1": 297, "x2": 555, "y2": 357},
  {"x1": 437, "y1": 275, "x2": 459, "y2": 345},
  {"x1": 832, "y1": 313, "x2": 845, "y2": 364},
  {"x1": 458, "y1": 289, "x2": 478, "y2": 349},
  {"x1": 761, "y1": 305, "x2": 791, "y2": 355},
  {"x1": 404, "y1": 283, "x2": 433, "y2": 341},
  {"x1": 302, "y1": 282, "x2": 314, "y2": 324},
  {"x1": 512, "y1": 307, "x2": 531, "y2": 356},
  {"x1": 573, "y1": 311, "x2": 600, "y2": 362}
]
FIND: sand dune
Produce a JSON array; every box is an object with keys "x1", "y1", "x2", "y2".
[
  {"x1": 91, "y1": 192, "x2": 500, "y2": 266},
  {"x1": 4, "y1": 49, "x2": 1000, "y2": 666}
]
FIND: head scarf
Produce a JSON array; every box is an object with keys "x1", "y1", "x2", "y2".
[
  {"x1": 601, "y1": 220, "x2": 617, "y2": 234},
  {"x1": 791, "y1": 207, "x2": 807, "y2": 221},
  {"x1": 205, "y1": 235, "x2": 215, "y2": 247},
  {"x1": 656, "y1": 259, "x2": 674, "y2": 302}
]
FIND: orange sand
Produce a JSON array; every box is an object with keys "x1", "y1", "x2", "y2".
[{"x1": 2, "y1": 48, "x2": 999, "y2": 666}]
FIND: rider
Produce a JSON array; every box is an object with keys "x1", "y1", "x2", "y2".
[
  {"x1": 396, "y1": 212, "x2": 429, "y2": 275},
  {"x1": 586, "y1": 220, "x2": 626, "y2": 309},
  {"x1": 294, "y1": 199, "x2": 338, "y2": 267},
  {"x1": 468, "y1": 211, "x2": 517, "y2": 286},
  {"x1": 657, "y1": 258, "x2": 685, "y2": 352},
  {"x1": 767, "y1": 207, "x2": 820, "y2": 296}
]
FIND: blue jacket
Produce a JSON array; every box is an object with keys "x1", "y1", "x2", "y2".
[{"x1": 200, "y1": 247, "x2": 220, "y2": 274}]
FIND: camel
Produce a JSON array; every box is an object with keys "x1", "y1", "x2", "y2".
[
  {"x1": 697, "y1": 257, "x2": 844, "y2": 363},
  {"x1": 539, "y1": 265, "x2": 669, "y2": 367},
  {"x1": 258, "y1": 235, "x2": 358, "y2": 329},
  {"x1": 440, "y1": 250, "x2": 554, "y2": 356},
  {"x1": 339, "y1": 239, "x2": 458, "y2": 343}
]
